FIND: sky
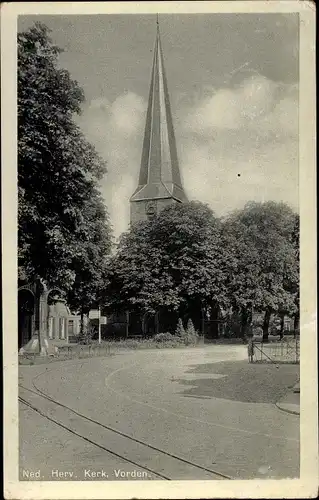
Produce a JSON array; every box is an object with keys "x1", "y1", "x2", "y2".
[{"x1": 19, "y1": 13, "x2": 299, "y2": 239}]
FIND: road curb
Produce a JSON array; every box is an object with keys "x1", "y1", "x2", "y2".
[
  {"x1": 275, "y1": 402, "x2": 300, "y2": 416},
  {"x1": 293, "y1": 382, "x2": 300, "y2": 393}
]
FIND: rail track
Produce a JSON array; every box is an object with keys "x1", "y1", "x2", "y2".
[{"x1": 19, "y1": 379, "x2": 233, "y2": 481}]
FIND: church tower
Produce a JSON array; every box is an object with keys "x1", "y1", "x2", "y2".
[{"x1": 130, "y1": 22, "x2": 187, "y2": 224}]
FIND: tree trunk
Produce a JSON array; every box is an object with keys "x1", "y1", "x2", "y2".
[
  {"x1": 201, "y1": 307, "x2": 205, "y2": 336},
  {"x1": 155, "y1": 312, "x2": 159, "y2": 334},
  {"x1": 125, "y1": 311, "x2": 129, "y2": 338},
  {"x1": 247, "y1": 306, "x2": 254, "y2": 337},
  {"x1": 80, "y1": 307, "x2": 84, "y2": 336},
  {"x1": 293, "y1": 311, "x2": 300, "y2": 338},
  {"x1": 262, "y1": 309, "x2": 271, "y2": 343},
  {"x1": 141, "y1": 314, "x2": 146, "y2": 336},
  {"x1": 240, "y1": 309, "x2": 249, "y2": 338},
  {"x1": 279, "y1": 313, "x2": 285, "y2": 340}
]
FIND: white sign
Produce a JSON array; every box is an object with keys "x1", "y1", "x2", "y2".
[{"x1": 88, "y1": 309, "x2": 100, "y2": 319}]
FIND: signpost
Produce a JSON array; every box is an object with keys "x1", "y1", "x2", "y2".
[
  {"x1": 89, "y1": 308, "x2": 103, "y2": 344},
  {"x1": 98, "y1": 307, "x2": 101, "y2": 344}
]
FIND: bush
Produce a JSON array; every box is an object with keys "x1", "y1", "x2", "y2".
[
  {"x1": 175, "y1": 318, "x2": 186, "y2": 337},
  {"x1": 78, "y1": 325, "x2": 95, "y2": 345},
  {"x1": 124, "y1": 339, "x2": 141, "y2": 349},
  {"x1": 253, "y1": 326, "x2": 263, "y2": 337},
  {"x1": 173, "y1": 318, "x2": 199, "y2": 346},
  {"x1": 153, "y1": 332, "x2": 176, "y2": 343},
  {"x1": 184, "y1": 333, "x2": 198, "y2": 345},
  {"x1": 183, "y1": 318, "x2": 199, "y2": 345},
  {"x1": 186, "y1": 318, "x2": 197, "y2": 336}
]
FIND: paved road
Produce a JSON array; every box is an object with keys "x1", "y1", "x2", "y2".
[{"x1": 19, "y1": 345, "x2": 299, "y2": 480}]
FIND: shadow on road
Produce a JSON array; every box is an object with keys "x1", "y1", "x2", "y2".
[{"x1": 174, "y1": 360, "x2": 299, "y2": 403}]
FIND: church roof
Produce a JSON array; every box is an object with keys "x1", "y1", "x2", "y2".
[{"x1": 130, "y1": 24, "x2": 187, "y2": 203}]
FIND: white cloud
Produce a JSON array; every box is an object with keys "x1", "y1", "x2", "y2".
[
  {"x1": 178, "y1": 75, "x2": 299, "y2": 216},
  {"x1": 110, "y1": 93, "x2": 145, "y2": 138},
  {"x1": 77, "y1": 76, "x2": 298, "y2": 240},
  {"x1": 184, "y1": 75, "x2": 277, "y2": 132},
  {"x1": 183, "y1": 75, "x2": 299, "y2": 138},
  {"x1": 77, "y1": 92, "x2": 146, "y2": 241},
  {"x1": 179, "y1": 137, "x2": 298, "y2": 215}
]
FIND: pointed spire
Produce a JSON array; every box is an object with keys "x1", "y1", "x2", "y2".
[{"x1": 130, "y1": 20, "x2": 187, "y2": 205}]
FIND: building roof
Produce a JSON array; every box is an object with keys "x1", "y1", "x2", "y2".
[{"x1": 130, "y1": 24, "x2": 187, "y2": 203}]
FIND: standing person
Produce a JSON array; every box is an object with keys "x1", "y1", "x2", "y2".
[{"x1": 248, "y1": 336, "x2": 254, "y2": 363}]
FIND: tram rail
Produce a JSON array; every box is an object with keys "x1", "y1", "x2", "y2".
[{"x1": 19, "y1": 381, "x2": 233, "y2": 481}]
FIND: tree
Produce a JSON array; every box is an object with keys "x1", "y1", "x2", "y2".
[
  {"x1": 18, "y1": 23, "x2": 112, "y2": 297},
  {"x1": 289, "y1": 213, "x2": 300, "y2": 337},
  {"x1": 103, "y1": 220, "x2": 164, "y2": 314},
  {"x1": 223, "y1": 202, "x2": 299, "y2": 341},
  {"x1": 221, "y1": 217, "x2": 260, "y2": 338},
  {"x1": 175, "y1": 318, "x2": 186, "y2": 337},
  {"x1": 186, "y1": 318, "x2": 196, "y2": 336},
  {"x1": 104, "y1": 202, "x2": 229, "y2": 329},
  {"x1": 66, "y1": 195, "x2": 112, "y2": 332}
]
